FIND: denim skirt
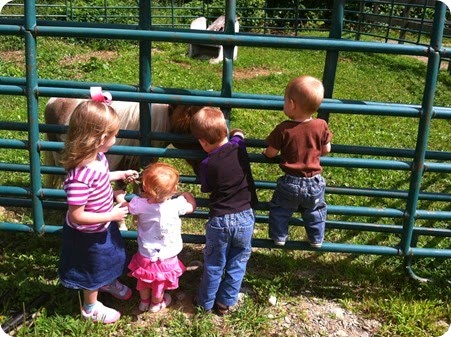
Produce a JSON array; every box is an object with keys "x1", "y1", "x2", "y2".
[{"x1": 58, "y1": 222, "x2": 128, "y2": 291}]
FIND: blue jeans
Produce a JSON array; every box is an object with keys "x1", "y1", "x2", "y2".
[
  {"x1": 197, "y1": 209, "x2": 254, "y2": 311},
  {"x1": 268, "y1": 174, "x2": 327, "y2": 245}
]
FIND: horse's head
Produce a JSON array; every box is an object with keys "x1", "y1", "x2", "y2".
[
  {"x1": 168, "y1": 104, "x2": 205, "y2": 174},
  {"x1": 168, "y1": 104, "x2": 203, "y2": 134}
]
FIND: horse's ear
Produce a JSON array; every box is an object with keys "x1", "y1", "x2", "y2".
[
  {"x1": 167, "y1": 104, "x2": 175, "y2": 116},
  {"x1": 188, "y1": 106, "x2": 203, "y2": 116}
]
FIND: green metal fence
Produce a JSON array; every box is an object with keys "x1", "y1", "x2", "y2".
[
  {"x1": 0, "y1": 0, "x2": 450, "y2": 279},
  {"x1": 1, "y1": 1, "x2": 450, "y2": 40}
]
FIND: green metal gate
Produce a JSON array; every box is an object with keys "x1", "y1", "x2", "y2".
[{"x1": 0, "y1": 0, "x2": 450, "y2": 279}]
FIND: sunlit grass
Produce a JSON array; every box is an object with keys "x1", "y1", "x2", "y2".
[{"x1": 0, "y1": 29, "x2": 450, "y2": 337}]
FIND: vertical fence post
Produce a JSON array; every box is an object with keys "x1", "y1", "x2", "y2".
[
  {"x1": 294, "y1": 0, "x2": 299, "y2": 36},
  {"x1": 221, "y1": 0, "x2": 236, "y2": 123},
  {"x1": 384, "y1": 0, "x2": 395, "y2": 42},
  {"x1": 264, "y1": 0, "x2": 268, "y2": 35},
  {"x1": 104, "y1": 0, "x2": 108, "y2": 23},
  {"x1": 398, "y1": 2, "x2": 413, "y2": 44},
  {"x1": 417, "y1": 0, "x2": 429, "y2": 44},
  {"x1": 24, "y1": 0, "x2": 44, "y2": 233},
  {"x1": 355, "y1": 0, "x2": 364, "y2": 41},
  {"x1": 139, "y1": 0, "x2": 152, "y2": 167},
  {"x1": 171, "y1": 0, "x2": 175, "y2": 28},
  {"x1": 401, "y1": 0, "x2": 446, "y2": 278},
  {"x1": 68, "y1": 0, "x2": 73, "y2": 21},
  {"x1": 319, "y1": 0, "x2": 344, "y2": 122}
]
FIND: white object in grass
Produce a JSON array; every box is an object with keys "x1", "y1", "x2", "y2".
[
  {"x1": 438, "y1": 0, "x2": 451, "y2": 13},
  {"x1": 268, "y1": 295, "x2": 277, "y2": 306},
  {"x1": 439, "y1": 324, "x2": 451, "y2": 337},
  {"x1": 0, "y1": 0, "x2": 14, "y2": 13}
]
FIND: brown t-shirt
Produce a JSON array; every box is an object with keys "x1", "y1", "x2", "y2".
[{"x1": 265, "y1": 119, "x2": 332, "y2": 177}]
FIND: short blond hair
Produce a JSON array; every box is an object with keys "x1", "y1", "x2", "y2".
[
  {"x1": 141, "y1": 162, "x2": 180, "y2": 203},
  {"x1": 285, "y1": 76, "x2": 324, "y2": 114},
  {"x1": 61, "y1": 100, "x2": 120, "y2": 170},
  {"x1": 189, "y1": 107, "x2": 228, "y2": 144}
]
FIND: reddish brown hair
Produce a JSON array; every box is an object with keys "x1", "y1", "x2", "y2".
[
  {"x1": 141, "y1": 162, "x2": 180, "y2": 203},
  {"x1": 189, "y1": 107, "x2": 228, "y2": 145}
]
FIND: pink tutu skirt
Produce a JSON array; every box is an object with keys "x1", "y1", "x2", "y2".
[{"x1": 128, "y1": 252, "x2": 186, "y2": 297}]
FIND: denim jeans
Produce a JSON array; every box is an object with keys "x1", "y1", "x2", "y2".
[
  {"x1": 268, "y1": 174, "x2": 327, "y2": 245},
  {"x1": 59, "y1": 221, "x2": 128, "y2": 291},
  {"x1": 197, "y1": 209, "x2": 254, "y2": 311}
]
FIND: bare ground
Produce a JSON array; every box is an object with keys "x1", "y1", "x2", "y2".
[{"x1": 112, "y1": 245, "x2": 383, "y2": 337}]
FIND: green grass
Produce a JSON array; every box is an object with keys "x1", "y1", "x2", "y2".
[{"x1": 0, "y1": 33, "x2": 451, "y2": 336}]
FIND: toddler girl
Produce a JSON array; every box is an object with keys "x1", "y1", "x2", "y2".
[
  {"x1": 58, "y1": 87, "x2": 139, "y2": 324},
  {"x1": 115, "y1": 162, "x2": 196, "y2": 313}
]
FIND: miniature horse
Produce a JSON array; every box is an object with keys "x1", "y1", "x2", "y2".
[{"x1": 44, "y1": 97, "x2": 203, "y2": 188}]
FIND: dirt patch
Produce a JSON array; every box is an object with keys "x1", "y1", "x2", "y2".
[
  {"x1": 1, "y1": 51, "x2": 24, "y2": 65},
  {"x1": 60, "y1": 50, "x2": 118, "y2": 65},
  {"x1": 265, "y1": 296, "x2": 381, "y2": 337},
  {"x1": 170, "y1": 61, "x2": 279, "y2": 80},
  {"x1": 385, "y1": 39, "x2": 449, "y2": 70},
  {"x1": 234, "y1": 67, "x2": 281, "y2": 80},
  {"x1": 122, "y1": 285, "x2": 382, "y2": 337},
  {"x1": 1, "y1": 50, "x2": 118, "y2": 66}
]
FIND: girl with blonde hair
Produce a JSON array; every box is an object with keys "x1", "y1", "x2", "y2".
[{"x1": 58, "y1": 88, "x2": 139, "y2": 324}]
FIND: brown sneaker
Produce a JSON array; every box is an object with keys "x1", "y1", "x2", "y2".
[{"x1": 215, "y1": 303, "x2": 230, "y2": 316}]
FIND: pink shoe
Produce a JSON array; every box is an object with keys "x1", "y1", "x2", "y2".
[
  {"x1": 100, "y1": 279, "x2": 132, "y2": 300},
  {"x1": 81, "y1": 301, "x2": 120, "y2": 324},
  {"x1": 149, "y1": 293, "x2": 171, "y2": 313}
]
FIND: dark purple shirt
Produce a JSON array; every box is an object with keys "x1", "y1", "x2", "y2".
[{"x1": 199, "y1": 134, "x2": 258, "y2": 217}]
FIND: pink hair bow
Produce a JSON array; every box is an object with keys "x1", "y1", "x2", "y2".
[{"x1": 90, "y1": 86, "x2": 112, "y2": 105}]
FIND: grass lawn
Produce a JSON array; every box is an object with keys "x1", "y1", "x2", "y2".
[{"x1": 0, "y1": 32, "x2": 451, "y2": 337}]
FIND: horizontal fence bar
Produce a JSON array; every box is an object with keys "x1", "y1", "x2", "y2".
[
  {"x1": 0, "y1": 20, "x2": 432, "y2": 56},
  {"x1": 5, "y1": 183, "x2": 451, "y2": 222},
  {"x1": 1, "y1": 219, "x2": 450, "y2": 258},
  {"x1": 0, "y1": 84, "x2": 431, "y2": 117},
  {"x1": 2, "y1": 77, "x2": 451, "y2": 119}
]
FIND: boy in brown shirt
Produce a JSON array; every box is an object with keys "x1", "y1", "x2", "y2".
[{"x1": 263, "y1": 75, "x2": 332, "y2": 248}]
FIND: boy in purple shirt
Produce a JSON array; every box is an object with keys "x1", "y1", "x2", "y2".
[{"x1": 190, "y1": 107, "x2": 257, "y2": 315}]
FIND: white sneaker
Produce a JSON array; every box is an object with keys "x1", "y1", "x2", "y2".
[
  {"x1": 99, "y1": 279, "x2": 132, "y2": 300},
  {"x1": 309, "y1": 242, "x2": 322, "y2": 248},
  {"x1": 0, "y1": 327, "x2": 11, "y2": 337},
  {"x1": 149, "y1": 293, "x2": 171, "y2": 313},
  {"x1": 439, "y1": 325, "x2": 451, "y2": 337},
  {"x1": 81, "y1": 301, "x2": 120, "y2": 324}
]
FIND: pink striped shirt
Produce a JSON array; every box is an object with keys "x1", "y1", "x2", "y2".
[{"x1": 63, "y1": 153, "x2": 113, "y2": 233}]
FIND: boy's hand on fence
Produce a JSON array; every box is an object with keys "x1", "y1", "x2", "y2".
[{"x1": 230, "y1": 128, "x2": 244, "y2": 138}]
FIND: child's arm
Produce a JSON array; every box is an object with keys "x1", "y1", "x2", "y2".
[
  {"x1": 68, "y1": 203, "x2": 128, "y2": 225},
  {"x1": 262, "y1": 146, "x2": 279, "y2": 158},
  {"x1": 109, "y1": 169, "x2": 139, "y2": 183},
  {"x1": 180, "y1": 192, "x2": 196, "y2": 214},
  {"x1": 114, "y1": 189, "x2": 129, "y2": 208},
  {"x1": 322, "y1": 142, "x2": 331, "y2": 155}
]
